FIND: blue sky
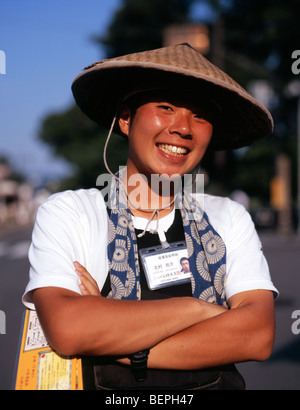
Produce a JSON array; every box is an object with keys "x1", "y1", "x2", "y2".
[{"x1": 0, "y1": 0, "x2": 121, "y2": 183}]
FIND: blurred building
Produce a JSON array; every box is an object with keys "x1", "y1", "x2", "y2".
[
  {"x1": 0, "y1": 160, "x2": 50, "y2": 229},
  {"x1": 163, "y1": 24, "x2": 210, "y2": 54}
]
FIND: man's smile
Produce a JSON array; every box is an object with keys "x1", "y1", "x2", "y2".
[{"x1": 156, "y1": 143, "x2": 190, "y2": 157}]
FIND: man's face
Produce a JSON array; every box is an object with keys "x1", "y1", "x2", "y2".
[
  {"x1": 181, "y1": 259, "x2": 190, "y2": 273},
  {"x1": 118, "y1": 93, "x2": 213, "y2": 180}
]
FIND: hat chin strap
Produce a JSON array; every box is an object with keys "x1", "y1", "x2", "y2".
[{"x1": 103, "y1": 111, "x2": 118, "y2": 180}]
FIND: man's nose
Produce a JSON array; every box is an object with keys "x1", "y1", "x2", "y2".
[{"x1": 169, "y1": 110, "x2": 192, "y2": 139}]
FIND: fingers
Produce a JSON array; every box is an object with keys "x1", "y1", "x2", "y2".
[{"x1": 74, "y1": 261, "x2": 101, "y2": 296}]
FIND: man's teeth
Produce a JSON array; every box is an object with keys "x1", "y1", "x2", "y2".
[{"x1": 157, "y1": 144, "x2": 188, "y2": 156}]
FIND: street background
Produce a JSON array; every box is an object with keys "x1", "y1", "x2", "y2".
[{"x1": 0, "y1": 222, "x2": 299, "y2": 390}]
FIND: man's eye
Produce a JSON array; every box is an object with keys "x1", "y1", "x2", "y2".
[
  {"x1": 194, "y1": 113, "x2": 207, "y2": 121},
  {"x1": 158, "y1": 105, "x2": 173, "y2": 111}
]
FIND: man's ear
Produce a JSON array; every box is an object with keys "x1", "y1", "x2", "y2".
[{"x1": 118, "y1": 104, "x2": 131, "y2": 137}]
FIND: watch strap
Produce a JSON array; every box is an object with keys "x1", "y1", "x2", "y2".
[{"x1": 129, "y1": 349, "x2": 150, "y2": 382}]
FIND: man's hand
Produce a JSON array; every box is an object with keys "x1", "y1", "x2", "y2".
[{"x1": 73, "y1": 261, "x2": 101, "y2": 296}]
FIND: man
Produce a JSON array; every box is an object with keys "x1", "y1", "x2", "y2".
[{"x1": 23, "y1": 43, "x2": 278, "y2": 390}]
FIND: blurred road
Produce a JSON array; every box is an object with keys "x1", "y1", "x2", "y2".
[
  {"x1": 0, "y1": 224, "x2": 299, "y2": 390},
  {"x1": 0, "y1": 224, "x2": 32, "y2": 390},
  {"x1": 237, "y1": 231, "x2": 300, "y2": 390}
]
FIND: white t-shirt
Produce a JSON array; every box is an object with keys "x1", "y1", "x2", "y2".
[{"x1": 22, "y1": 188, "x2": 278, "y2": 309}]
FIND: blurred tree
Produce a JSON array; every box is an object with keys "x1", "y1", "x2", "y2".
[
  {"x1": 197, "y1": 0, "x2": 299, "y2": 205},
  {"x1": 219, "y1": 0, "x2": 299, "y2": 86},
  {"x1": 96, "y1": 0, "x2": 194, "y2": 57},
  {"x1": 38, "y1": 105, "x2": 128, "y2": 190}
]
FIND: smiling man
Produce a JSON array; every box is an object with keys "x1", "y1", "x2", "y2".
[{"x1": 23, "y1": 43, "x2": 278, "y2": 390}]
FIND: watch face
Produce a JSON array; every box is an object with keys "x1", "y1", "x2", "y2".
[{"x1": 130, "y1": 349, "x2": 150, "y2": 360}]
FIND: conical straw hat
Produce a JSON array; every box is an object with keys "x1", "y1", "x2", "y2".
[{"x1": 72, "y1": 43, "x2": 273, "y2": 150}]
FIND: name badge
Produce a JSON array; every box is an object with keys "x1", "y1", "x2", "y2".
[{"x1": 139, "y1": 241, "x2": 191, "y2": 290}]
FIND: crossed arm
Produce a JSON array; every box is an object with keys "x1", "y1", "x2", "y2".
[{"x1": 33, "y1": 261, "x2": 275, "y2": 370}]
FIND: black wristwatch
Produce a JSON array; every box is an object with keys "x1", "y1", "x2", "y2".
[{"x1": 129, "y1": 349, "x2": 150, "y2": 382}]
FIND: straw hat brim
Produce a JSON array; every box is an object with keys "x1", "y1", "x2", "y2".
[{"x1": 72, "y1": 44, "x2": 273, "y2": 150}]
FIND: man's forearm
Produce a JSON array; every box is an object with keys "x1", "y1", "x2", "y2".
[
  {"x1": 146, "y1": 291, "x2": 275, "y2": 370},
  {"x1": 33, "y1": 287, "x2": 215, "y2": 357},
  {"x1": 67, "y1": 295, "x2": 202, "y2": 356}
]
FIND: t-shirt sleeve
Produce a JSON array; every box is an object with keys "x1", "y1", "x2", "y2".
[
  {"x1": 224, "y1": 199, "x2": 279, "y2": 301},
  {"x1": 22, "y1": 191, "x2": 93, "y2": 310}
]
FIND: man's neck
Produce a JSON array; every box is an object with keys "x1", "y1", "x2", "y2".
[{"x1": 124, "y1": 164, "x2": 180, "y2": 220}]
